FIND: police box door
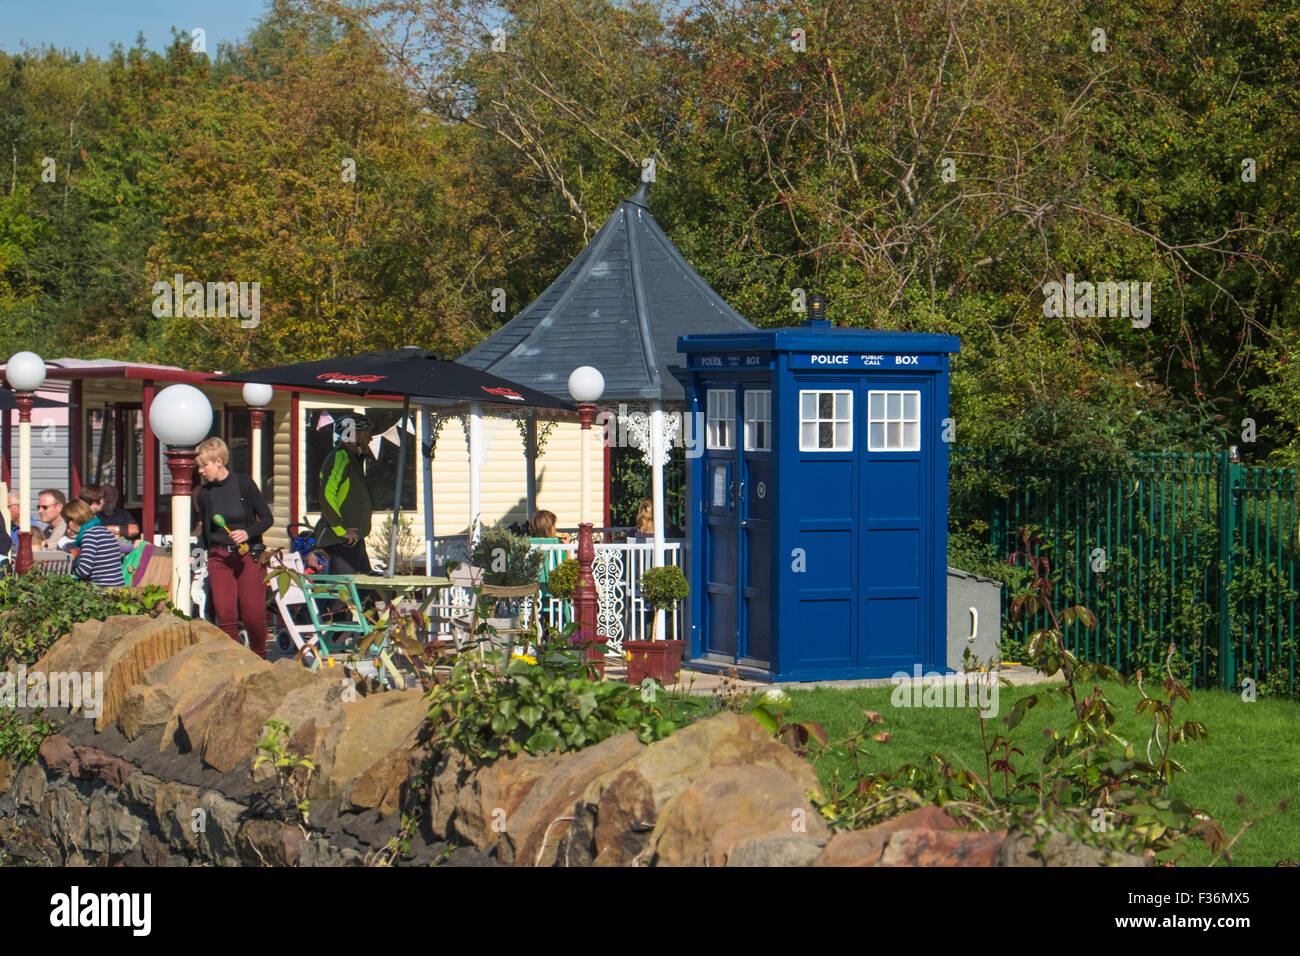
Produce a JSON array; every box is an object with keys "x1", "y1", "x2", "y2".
[
  {"x1": 858, "y1": 378, "x2": 933, "y2": 672},
  {"x1": 700, "y1": 383, "x2": 772, "y2": 666}
]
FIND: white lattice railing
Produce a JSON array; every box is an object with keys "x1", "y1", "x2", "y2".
[{"x1": 424, "y1": 536, "x2": 684, "y2": 656}]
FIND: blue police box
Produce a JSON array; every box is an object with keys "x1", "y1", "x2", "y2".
[{"x1": 678, "y1": 320, "x2": 961, "y2": 681}]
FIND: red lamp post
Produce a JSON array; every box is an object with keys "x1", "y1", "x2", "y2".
[{"x1": 568, "y1": 366, "x2": 606, "y2": 675}]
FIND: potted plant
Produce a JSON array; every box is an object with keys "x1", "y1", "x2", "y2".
[{"x1": 625, "y1": 565, "x2": 689, "y2": 686}]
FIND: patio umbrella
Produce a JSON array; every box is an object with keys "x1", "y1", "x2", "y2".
[
  {"x1": 211, "y1": 348, "x2": 573, "y2": 575},
  {"x1": 0, "y1": 391, "x2": 64, "y2": 411}
]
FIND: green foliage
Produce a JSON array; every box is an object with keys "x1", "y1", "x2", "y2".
[
  {"x1": 254, "y1": 718, "x2": 315, "y2": 826},
  {"x1": 545, "y1": 558, "x2": 579, "y2": 601},
  {"x1": 0, "y1": 574, "x2": 175, "y2": 665},
  {"x1": 424, "y1": 627, "x2": 689, "y2": 766},
  {"x1": 472, "y1": 524, "x2": 543, "y2": 586},
  {"x1": 638, "y1": 565, "x2": 688, "y2": 611},
  {"x1": 0, "y1": 708, "x2": 57, "y2": 767},
  {"x1": 814, "y1": 528, "x2": 1226, "y2": 863}
]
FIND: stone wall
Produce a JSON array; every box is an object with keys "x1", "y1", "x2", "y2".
[{"x1": 0, "y1": 614, "x2": 1147, "y2": 866}]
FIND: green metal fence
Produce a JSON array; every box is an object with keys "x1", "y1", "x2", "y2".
[{"x1": 950, "y1": 447, "x2": 1299, "y2": 694}]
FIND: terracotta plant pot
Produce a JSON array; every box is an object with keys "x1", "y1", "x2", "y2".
[{"x1": 624, "y1": 640, "x2": 686, "y2": 687}]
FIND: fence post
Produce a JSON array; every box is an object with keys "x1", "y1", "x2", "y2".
[{"x1": 1217, "y1": 448, "x2": 1242, "y2": 691}]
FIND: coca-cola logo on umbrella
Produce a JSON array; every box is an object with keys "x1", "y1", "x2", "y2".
[
  {"x1": 316, "y1": 373, "x2": 387, "y2": 385},
  {"x1": 481, "y1": 385, "x2": 524, "y2": 401}
]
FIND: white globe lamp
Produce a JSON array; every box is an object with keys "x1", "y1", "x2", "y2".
[
  {"x1": 149, "y1": 384, "x2": 213, "y2": 615},
  {"x1": 5, "y1": 351, "x2": 46, "y2": 574}
]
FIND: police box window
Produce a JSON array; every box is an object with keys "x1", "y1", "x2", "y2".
[
  {"x1": 744, "y1": 390, "x2": 771, "y2": 451},
  {"x1": 707, "y1": 389, "x2": 734, "y2": 449},
  {"x1": 800, "y1": 390, "x2": 852, "y2": 451},
  {"x1": 868, "y1": 390, "x2": 920, "y2": 451}
]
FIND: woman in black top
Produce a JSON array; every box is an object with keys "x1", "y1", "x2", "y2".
[{"x1": 194, "y1": 437, "x2": 274, "y2": 658}]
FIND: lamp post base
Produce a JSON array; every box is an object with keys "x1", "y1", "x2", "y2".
[{"x1": 15, "y1": 530, "x2": 33, "y2": 575}]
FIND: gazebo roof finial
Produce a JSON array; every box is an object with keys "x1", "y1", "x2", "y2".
[{"x1": 627, "y1": 177, "x2": 650, "y2": 209}]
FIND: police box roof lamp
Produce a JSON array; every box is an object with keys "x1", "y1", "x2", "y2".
[{"x1": 806, "y1": 293, "x2": 830, "y2": 328}]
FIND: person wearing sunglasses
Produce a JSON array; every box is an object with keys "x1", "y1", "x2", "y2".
[{"x1": 36, "y1": 489, "x2": 69, "y2": 551}]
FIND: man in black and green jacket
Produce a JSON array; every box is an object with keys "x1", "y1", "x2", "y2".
[{"x1": 318, "y1": 415, "x2": 374, "y2": 575}]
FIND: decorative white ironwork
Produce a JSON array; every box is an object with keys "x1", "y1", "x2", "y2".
[
  {"x1": 190, "y1": 547, "x2": 207, "y2": 619},
  {"x1": 457, "y1": 411, "x2": 515, "y2": 454},
  {"x1": 510, "y1": 411, "x2": 559, "y2": 456},
  {"x1": 592, "y1": 548, "x2": 624, "y2": 653},
  {"x1": 423, "y1": 538, "x2": 684, "y2": 657},
  {"x1": 618, "y1": 403, "x2": 681, "y2": 467}
]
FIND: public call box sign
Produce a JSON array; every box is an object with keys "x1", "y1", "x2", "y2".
[
  {"x1": 788, "y1": 352, "x2": 943, "y2": 370},
  {"x1": 687, "y1": 352, "x2": 771, "y2": 369}
]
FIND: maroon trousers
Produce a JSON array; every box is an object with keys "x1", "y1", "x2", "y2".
[{"x1": 207, "y1": 548, "x2": 268, "y2": 659}]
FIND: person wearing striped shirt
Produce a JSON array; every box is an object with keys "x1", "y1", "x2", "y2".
[{"x1": 63, "y1": 499, "x2": 125, "y2": 588}]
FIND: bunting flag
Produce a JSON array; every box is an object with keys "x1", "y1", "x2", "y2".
[
  {"x1": 368, "y1": 435, "x2": 384, "y2": 459},
  {"x1": 315, "y1": 411, "x2": 334, "y2": 429},
  {"x1": 380, "y1": 424, "x2": 401, "y2": 446},
  {"x1": 403, "y1": 418, "x2": 416, "y2": 435}
]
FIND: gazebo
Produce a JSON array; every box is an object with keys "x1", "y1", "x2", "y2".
[{"x1": 457, "y1": 180, "x2": 756, "y2": 567}]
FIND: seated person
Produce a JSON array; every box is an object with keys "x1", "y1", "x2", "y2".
[
  {"x1": 36, "y1": 489, "x2": 69, "y2": 550},
  {"x1": 632, "y1": 498, "x2": 654, "y2": 541},
  {"x1": 97, "y1": 483, "x2": 140, "y2": 540},
  {"x1": 63, "y1": 499, "x2": 124, "y2": 587},
  {"x1": 528, "y1": 509, "x2": 571, "y2": 544},
  {"x1": 528, "y1": 509, "x2": 570, "y2": 594}
]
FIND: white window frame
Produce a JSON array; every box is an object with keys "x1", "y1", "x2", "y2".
[
  {"x1": 867, "y1": 389, "x2": 921, "y2": 452},
  {"x1": 744, "y1": 390, "x2": 771, "y2": 451},
  {"x1": 706, "y1": 389, "x2": 734, "y2": 450},
  {"x1": 799, "y1": 389, "x2": 853, "y2": 452}
]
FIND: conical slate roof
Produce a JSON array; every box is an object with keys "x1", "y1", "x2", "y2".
[{"x1": 457, "y1": 182, "x2": 756, "y2": 402}]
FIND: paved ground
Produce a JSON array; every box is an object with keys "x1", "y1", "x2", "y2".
[{"x1": 612, "y1": 661, "x2": 1062, "y2": 695}]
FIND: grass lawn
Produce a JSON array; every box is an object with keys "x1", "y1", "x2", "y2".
[{"x1": 739, "y1": 680, "x2": 1299, "y2": 867}]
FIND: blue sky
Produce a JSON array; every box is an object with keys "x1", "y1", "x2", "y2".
[{"x1": 0, "y1": 0, "x2": 272, "y2": 57}]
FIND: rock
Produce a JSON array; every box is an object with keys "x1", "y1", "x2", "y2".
[
  {"x1": 345, "y1": 741, "x2": 414, "y2": 817},
  {"x1": 72, "y1": 746, "x2": 134, "y2": 790},
  {"x1": 30, "y1": 615, "x2": 229, "y2": 731},
  {"x1": 439, "y1": 845, "x2": 500, "y2": 867},
  {"x1": 38, "y1": 734, "x2": 80, "y2": 777},
  {"x1": 259, "y1": 676, "x2": 348, "y2": 784},
  {"x1": 142, "y1": 833, "x2": 170, "y2": 867},
  {"x1": 43, "y1": 786, "x2": 90, "y2": 850},
  {"x1": 727, "y1": 833, "x2": 827, "y2": 867},
  {"x1": 298, "y1": 839, "x2": 365, "y2": 867},
  {"x1": 14, "y1": 762, "x2": 45, "y2": 812},
  {"x1": 452, "y1": 751, "x2": 563, "y2": 852},
  {"x1": 570, "y1": 713, "x2": 823, "y2": 867},
  {"x1": 501, "y1": 732, "x2": 643, "y2": 867},
  {"x1": 649, "y1": 764, "x2": 831, "y2": 867},
  {"x1": 119, "y1": 638, "x2": 258, "y2": 741},
  {"x1": 201, "y1": 660, "x2": 323, "y2": 773},
  {"x1": 310, "y1": 691, "x2": 429, "y2": 803},
  {"x1": 815, "y1": 806, "x2": 961, "y2": 867},
  {"x1": 166, "y1": 646, "x2": 270, "y2": 753},
  {"x1": 84, "y1": 789, "x2": 144, "y2": 856},
  {"x1": 199, "y1": 789, "x2": 247, "y2": 865},
  {"x1": 997, "y1": 827, "x2": 1150, "y2": 867},
  {"x1": 237, "y1": 818, "x2": 304, "y2": 867},
  {"x1": 152, "y1": 780, "x2": 204, "y2": 856},
  {"x1": 427, "y1": 751, "x2": 471, "y2": 839},
  {"x1": 879, "y1": 827, "x2": 1006, "y2": 866}
]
